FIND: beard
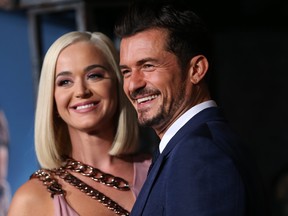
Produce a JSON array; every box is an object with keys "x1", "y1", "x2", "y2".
[
  {"x1": 138, "y1": 85, "x2": 186, "y2": 130},
  {"x1": 138, "y1": 106, "x2": 165, "y2": 128}
]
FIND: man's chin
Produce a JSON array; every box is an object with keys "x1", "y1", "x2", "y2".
[
  {"x1": 138, "y1": 115, "x2": 160, "y2": 128},
  {"x1": 138, "y1": 116, "x2": 152, "y2": 127}
]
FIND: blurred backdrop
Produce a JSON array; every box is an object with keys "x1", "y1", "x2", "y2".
[{"x1": 0, "y1": 0, "x2": 288, "y2": 215}]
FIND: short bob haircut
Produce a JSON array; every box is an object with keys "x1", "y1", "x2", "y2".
[{"x1": 35, "y1": 31, "x2": 139, "y2": 169}]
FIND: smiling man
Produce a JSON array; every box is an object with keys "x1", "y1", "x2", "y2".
[{"x1": 115, "y1": 1, "x2": 265, "y2": 216}]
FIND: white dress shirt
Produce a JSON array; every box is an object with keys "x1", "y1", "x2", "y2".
[{"x1": 159, "y1": 100, "x2": 217, "y2": 153}]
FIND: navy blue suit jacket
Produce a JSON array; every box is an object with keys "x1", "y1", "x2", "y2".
[{"x1": 131, "y1": 107, "x2": 264, "y2": 216}]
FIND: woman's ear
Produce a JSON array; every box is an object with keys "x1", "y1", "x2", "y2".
[{"x1": 188, "y1": 55, "x2": 209, "y2": 84}]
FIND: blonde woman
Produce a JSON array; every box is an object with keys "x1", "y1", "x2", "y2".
[{"x1": 8, "y1": 31, "x2": 151, "y2": 216}]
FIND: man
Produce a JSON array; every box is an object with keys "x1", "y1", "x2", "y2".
[{"x1": 115, "y1": 1, "x2": 265, "y2": 215}]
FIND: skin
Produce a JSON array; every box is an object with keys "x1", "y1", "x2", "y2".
[
  {"x1": 120, "y1": 28, "x2": 210, "y2": 139},
  {"x1": 8, "y1": 41, "x2": 135, "y2": 216},
  {"x1": 54, "y1": 41, "x2": 118, "y2": 137}
]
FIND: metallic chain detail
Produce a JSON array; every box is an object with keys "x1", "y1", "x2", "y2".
[
  {"x1": 30, "y1": 169, "x2": 65, "y2": 197},
  {"x1": 64, "y1": 158, "x2": 130, "y2": 191},
  {"x1": 31, "y1": 168, "x2": 130, "y2": 216},
  {"x1": 54, "y1": 168, "x2": 130, "y2": 216}
]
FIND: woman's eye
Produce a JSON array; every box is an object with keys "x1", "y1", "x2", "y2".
[
  {"x1": 88, "y1": 73, "x2": 105, "y2": 80},
  {"x1": 57, "y1": 79, "x2": 71, "y2": 86}
]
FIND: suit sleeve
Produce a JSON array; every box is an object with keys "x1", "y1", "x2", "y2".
[{"x1": 165, "y1": 136, "x2": 246, "y2": 216}]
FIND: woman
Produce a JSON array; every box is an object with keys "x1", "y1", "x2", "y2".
[{"x1": 8, "y1": 31, "x2": 151, "y2": 216}]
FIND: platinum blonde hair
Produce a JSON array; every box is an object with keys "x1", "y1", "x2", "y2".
[{"x1": 35, "y1": 31, "x2": 139, "y2": 169}]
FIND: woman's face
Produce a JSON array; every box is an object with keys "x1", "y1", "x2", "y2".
[{"x1": 54, "y1": 41, "x2": 118, "y2": 134}]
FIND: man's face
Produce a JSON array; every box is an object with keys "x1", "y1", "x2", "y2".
[{"x1": 119, "y1": 28, "x2": 189, "y2": 136}]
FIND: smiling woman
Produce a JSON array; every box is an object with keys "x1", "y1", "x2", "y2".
[
  {"x1": 54, "y1": 41, "x2": 118, "y2": 131},
  {"x1": 7, "y1": 31, "x2": 151, "y2": 216}
]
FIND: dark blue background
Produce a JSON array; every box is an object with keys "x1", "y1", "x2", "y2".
[{"x1": 0, "y1": 9, "x2": 75, "y2": 195}]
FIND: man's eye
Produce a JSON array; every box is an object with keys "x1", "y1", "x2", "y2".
[
  {"x1": 121, "y1": 69, "x2": 131, "y2": 77},
  {"x1": 143, "y1": 64, "x2": 155, "y2": 71},
  {"x1": 143, "y1": 64, "x2": 153, "y2": 68}
]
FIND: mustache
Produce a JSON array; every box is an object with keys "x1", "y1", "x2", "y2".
[{"x1": 130, "y1": 88, "x2": 160, "y2": 99}]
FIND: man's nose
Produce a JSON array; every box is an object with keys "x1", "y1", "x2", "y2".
[{"x1": 127, "y1": 70, "x2": 146, "y2": 93}]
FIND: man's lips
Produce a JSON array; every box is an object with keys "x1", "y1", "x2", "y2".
[{"x1": 135, "y1": 95, "x2": 158, "y2": 104}]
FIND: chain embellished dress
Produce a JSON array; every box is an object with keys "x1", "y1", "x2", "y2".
[{"x1": 31, "y1": 157, "x2": 151, "y2": 216}]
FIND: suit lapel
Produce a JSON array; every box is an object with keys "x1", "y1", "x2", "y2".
[
  {"x1": 162, "y1": 107, "x2": 224, "y2": 156},
  {"x1": 131, "y1": 151, "x2": 164, "y2": 215},
  {"x1": 131, "y1": 107, "x2": 223, "y2": 215}
]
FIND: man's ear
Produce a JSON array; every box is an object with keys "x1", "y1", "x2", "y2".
[{"x1": 188, "y1": 55, "x2": 209, "y2": 84}]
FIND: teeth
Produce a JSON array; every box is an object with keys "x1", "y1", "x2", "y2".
[
  {"x1": 137, "y1": 95, "x2": 158, "y2": 103},
  {"x1": 76, "y1": 103, "x2": 94, "y2": 110}
]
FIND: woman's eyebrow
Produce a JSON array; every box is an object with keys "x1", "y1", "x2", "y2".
[{"x1": 84, "y1": 64, "x2": 109, "y2": 72}]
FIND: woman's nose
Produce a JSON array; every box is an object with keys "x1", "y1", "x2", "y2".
[{"x1": 75, "y1": 83, "x2": 92, "y2": 98}]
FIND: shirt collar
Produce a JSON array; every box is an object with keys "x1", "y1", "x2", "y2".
[{"x1": 159, "y1": 100, "x2": 217, "y2": 153}]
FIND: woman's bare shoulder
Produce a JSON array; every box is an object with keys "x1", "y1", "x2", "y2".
[{"x1": 8, "y1": 177, "x2": 54, "y2": 216}]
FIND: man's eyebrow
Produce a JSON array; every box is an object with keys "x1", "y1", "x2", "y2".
[
  {"x1": 120, "y1": 58, "x2": 157, "y2": 69},
  {"x1": 136, "y1": 58, "x2": 156, "y2": 66},
  {"x1": 119, "y1": 65, "x2": 129, "y2": 70}
]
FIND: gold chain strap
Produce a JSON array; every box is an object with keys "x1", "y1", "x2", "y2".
[
  {"x1": 31, "y1": 168, "x2": 130, "y2": 216},
  {"x1": 64, "y1": 158, "x2": 130, "y2": 191},
  {"x1": 30, "y1": 169, "x2": 65, "y2": 197}
]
